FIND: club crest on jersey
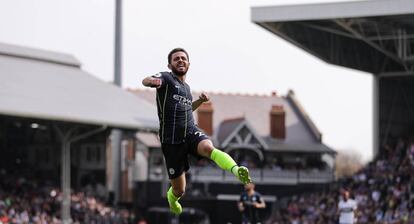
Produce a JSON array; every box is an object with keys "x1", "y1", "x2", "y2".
[
  {"x1": 173, "y1": 94, "x2": 192, "y2": 106},
  {"x1": 169, "y1": 168, "x2": 175, "y2": 175}
]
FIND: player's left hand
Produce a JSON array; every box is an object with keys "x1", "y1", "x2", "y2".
[{"x1": 199, "y1": 92, "x2": 210, "y2": 102}]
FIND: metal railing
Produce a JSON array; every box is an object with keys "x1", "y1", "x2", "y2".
[{"x1": 149, "y1": 167, "x2": 334, "y2": 184}]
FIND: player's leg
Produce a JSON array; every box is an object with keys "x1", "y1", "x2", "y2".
[
  {"x1": 197, "y1": 139, "x2": 252, "y2": 184},
  {"x1": 167, "y1": 173, "x2": 186, "y2": 215},
  {"x1": 161, "y1": 143, "x2": 189, "y2": 215}
]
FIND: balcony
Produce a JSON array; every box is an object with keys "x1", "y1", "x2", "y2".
[{"x1": 149, "y1": 167, "x2": 334, "y2": 184}]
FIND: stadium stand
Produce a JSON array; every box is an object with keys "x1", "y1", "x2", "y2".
[
  {"x1": 0, "y1": 167, "x2": 141, "y2": 224},
  {"x1": 266, "y1": 136, "x2": 414, "y2": 223},
  {"x1": 251, "y1": 1, "x2": 414, "y2": 223}
]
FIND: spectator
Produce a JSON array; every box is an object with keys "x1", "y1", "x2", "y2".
[
  {"x1": 0, "y1": 168, "x2": 135, "y2": 224},
  {"x1": 266, "y1": 136, "x2": 414, "y2": 224},
  {"x1": 337, "y1": 190, "x2": 357, "y2": 224}
]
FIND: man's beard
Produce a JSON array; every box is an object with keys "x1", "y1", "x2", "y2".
[{"x1": 171, "y1": 66, "x2": 187, "y2": 76}]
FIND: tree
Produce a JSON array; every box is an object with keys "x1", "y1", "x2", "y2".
[{"x1": 335, "y1": 150, "x2": 364, "y2": 178}]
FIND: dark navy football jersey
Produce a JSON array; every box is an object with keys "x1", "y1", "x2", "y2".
[
  {"x1": 240, "y1": 191, "x2": 263, "y2": 223},
  {"x1": 152, "y1": 71, "x2": 196, "y2": 144}
]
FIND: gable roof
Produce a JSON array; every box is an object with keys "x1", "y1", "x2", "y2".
[
  {"x1": 286, "y1": 90, "x2": 321, "y2": 141},
  {"x1": 218, "y1": 117, "x2": 268, "y2": 149},
  {"x1": 131, "y1": 88, "x2": 321, "y2": 143},
  {"x1": 216, "y1": 117, "x2": 245, "y2": 144},
  {"x1": 0, "y1": 43, "x2": 158, "y2": 131}
]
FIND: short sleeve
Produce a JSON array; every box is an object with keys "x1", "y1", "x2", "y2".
[
  {"x1": 239, "y1": 193, "x2": 245, "y2": 202},
  {"x1": 255, "y1": 192, "x2": 263, "y2": 202}
]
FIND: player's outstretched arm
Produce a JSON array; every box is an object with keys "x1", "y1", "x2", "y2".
[
  {"x1": 142, "y1": 76, "x2": 162, "y2": 88},
  {"x1": 192, "y1": 92, "x2": 209, "y2": 111}
]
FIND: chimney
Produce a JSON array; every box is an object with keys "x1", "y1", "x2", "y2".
[
  {"x1": 270, "y1": 105, "x2": 286, "y2": 139},
  {"x1": 197, "y1": 102, "x2": 213, "y2": 136}
]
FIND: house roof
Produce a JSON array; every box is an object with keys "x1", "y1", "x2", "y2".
[
  {"x1": 131, "y1": 88, "x2": 322, "y2": 143},
  {"x1": 0, "y1": 42, "x2": 158, "y2": 131},
  {"x1": 263, "y1": 137, "x2": 336, "y2": 154},
  {"x1": 218, "y1": 117, "x2": 269, "y2": 149},
  {"x1": 216, "y1": 117, "x2": 245, "y2": 144},
  {"x1": 132, "y1": 88, "x2": 335, "y2": 153}
]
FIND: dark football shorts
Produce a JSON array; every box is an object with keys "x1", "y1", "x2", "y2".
[{"x1": 161, "y1": 128, "x2": 209, "y2": 179}]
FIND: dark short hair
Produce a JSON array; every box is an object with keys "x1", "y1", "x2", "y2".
[{"x1": 168, "y1": 48, "x2": 189, "y2": 64}]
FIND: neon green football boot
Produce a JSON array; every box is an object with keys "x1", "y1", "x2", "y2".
[{"x1": 236, "y1": 166, "x2": 252, "y2": 184}]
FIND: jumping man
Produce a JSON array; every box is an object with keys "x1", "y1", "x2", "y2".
[{"x1": 142, "y1": 48, "x2": 252, "y2": 215}]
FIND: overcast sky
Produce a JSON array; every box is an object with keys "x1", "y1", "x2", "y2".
[{"x1": 0, "y1": 0, "x2": 373, "y2": 161}]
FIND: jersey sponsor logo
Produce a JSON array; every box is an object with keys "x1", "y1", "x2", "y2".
[
  {"x1": 341, "y1": 207, "x2": 354, "y2": 212},
  {"x1": 173, "y1": 94, "x2": 192, "y2": 106}
]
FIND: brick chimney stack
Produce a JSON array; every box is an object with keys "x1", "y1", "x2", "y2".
[
  {"x1": 197, "y1": 102, "x2": 213, "y2": 136},
  {"x1": 270, "y1": 105, "x2": 286, "y2": 139}
]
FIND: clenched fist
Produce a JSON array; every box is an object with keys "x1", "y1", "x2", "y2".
[
  {"x1": 198, "y1": 92, "x2": 210, "y2": 102},
  {"x1": 148, "y1": 78, "x2": 162, "y2": 88}
]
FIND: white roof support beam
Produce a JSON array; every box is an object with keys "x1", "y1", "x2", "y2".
[{"x1": 334, "y1": 18, "x2": 409, "y2": 70}]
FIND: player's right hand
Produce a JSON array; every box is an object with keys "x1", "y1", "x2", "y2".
[{"x1": 149, "y1": 78, "x2": 162, "y2": 88}]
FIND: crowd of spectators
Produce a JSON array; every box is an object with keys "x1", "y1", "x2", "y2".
[
  {"x1": 0, "y1": 168, "x2": 139, "y2": 224},
  {"x1": 266, "y1": 138, "x2": 414, "y2": 224},
  {"x1": 3, "y1": 137, "x2": 413, "y2": 224}
]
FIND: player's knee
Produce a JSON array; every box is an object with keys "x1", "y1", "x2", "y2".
[
  {"x1": 198, "y1": 140, "x2": 214, "y2": 157},
  {"x1": 173, "y1": 188, "x2": 185, "y2": 197},
  {"x1": 202, "y1": 145, "x2": 214, "y2": 154}
]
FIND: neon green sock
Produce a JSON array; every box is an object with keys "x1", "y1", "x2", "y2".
[
  {"x1": 167, "y1": 186, "x2": 180, "y2": 202},
  {"x1": 167, "y1": 186, "x2": 182, "y2": 215},
  {"x1": 210, "y1": 148, "x2": 238, "y2": 176}
]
